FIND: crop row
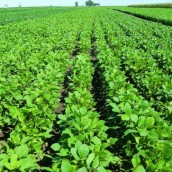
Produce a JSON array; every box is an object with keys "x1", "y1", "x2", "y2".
[
  {"x1": 93, "y1": 16, "x2": 172, "y2": 171},
  {"x1": 0, "y1": 9, "x2": 95, "y2": 171},
  {"x1": 113, "y1": 7, "x2": 172, "y2": 25},
  {"x1": 99, "y1": 10, "x2": 172, "y2": 121},
  {"x1": 48, "y1": 53, "x2": 119, "y2": 171},
  {"x1": 105, "y1": 10, "x2": 172, "y2": 74},
  {"x1": 45, "y1": 15, "x2": 121, "y2": 171},
  {"x1": 128, "y1": 3, "x2": 172, "y2": 8}
]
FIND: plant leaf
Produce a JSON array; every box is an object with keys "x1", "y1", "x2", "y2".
[{"x1": 78, "y1": 144, "x2": 89, "y2": 158}]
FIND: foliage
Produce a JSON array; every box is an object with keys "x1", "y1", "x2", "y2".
[
  {"x1": 93, "y1": 17, "x2": 172, "y2": 171},
  {"x1": 128, "y1": 3, "x2": 172, "y2": 8},
  {"x1": 0, "y1": 7, "x2": 73, "y2": 25},
  {"x1": 0, "y1": 7, "x2": 172, "y2": 172},
  {"x1": 85, "y1": 0, "x2": 94, "y2": 6},
  {"x1": 114, "y1": 7, "x2": 172, "y2": 25}
]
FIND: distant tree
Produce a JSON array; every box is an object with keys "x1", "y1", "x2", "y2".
[
  {"x1": 19, "y1": 3, "x2": 21, "y2": 7},
  {"x1": 75, "y1": 1, "x2": 79, "y2": 6},
  {"x1": 85, "y1": 0, "x2": 94, "y2": 6}
]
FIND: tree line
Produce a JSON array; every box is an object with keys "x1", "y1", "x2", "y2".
[{"x1": 75, "y1": 0, "x2": 100, "y2": 6}]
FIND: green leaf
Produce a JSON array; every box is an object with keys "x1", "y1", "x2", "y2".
[
  {"x1": 121, "y1": 114, "x2": 130, "y2": 121},
  {"x1": 56, "y1": 73, "x2": 63, "y2": 78},
  {"x1": 108, "y1": 138, "x2": 118, "y2": 145},
  {"x1": 40, "y1": 167, "x2": 53, "y2": 172},
  {"x1": 71, "y1": 148, "x2": 80, "y2": 161},
  {"x1": 139, "y1": 128, "x2": 148, "y2": 137},
  {"x1": 4, "y1": 162, "x2": 13, "y2": 170},
  {"x1": 58, "y1": 148, "x2": 69, "y2": 156},
  {"x1": 15, "y1": 145, "x2": 28, "y2": 158},
  {"x1": 78, "y1": 144, "x2": 89, "y2": 158},
  {"x1": 123, "y1": 102, "x2": 132, "y2": 113},
  {"x1": 135, "y1": 137, "x2": 140, "y2": 144},
  {"x1": 0, "y1": 153, "x2": 8, "y2": 163},
  {"x1": 77, "y1": 167, "x2": 87, "y2": 172},
  {"x1": 124, "y1": 129, "x2": 138, "y2": 136},
  {"x1": 11, "y1": 154, "x2": 18, "y2": 164},
  {"x1": 110, "y1": 103, "x2": 120, "y2": 113},
  {"x1": 109, "y1": 82, "x2": 114, "y2": 88},
  {"x1": 20, "y1": 156, "x2": 37, "y2": 171},
  {"x1": 97, "y1": 167, "x2": 106, "y2": 172},
  {"x1": 10, "y1": 154, "x2": 20, "y2": 168},
  {"x1": 145, "y1": 117, "x2": 154, "y2": 127},
  {"x1": 138, "y1": 116, "x2": 146, "y2": 128},
  {"x1": 24, "y1": 96, "x2": 33, "y2": 107},
  {"x1": 58, "y1": 115, "x2": 67, "y2": 121},
  {"x1": 63, "y1": 128, "x2": 74, "y2": 137},
  {"x1": 9, "y1": 107, "x2": 20, "y2": 119},
  {"x1": 10, "y1": 133, "x2": 21, "y2": 144},
  {"x1": 51, "y1": 143, "x2": 60, "y2": 151},
  {"x1": 133, "y1": 165, "x2": 146, "y2": 172},
  {"x1": 131, "y1": 114, "x2": 138, "y2": 123},
  {"x1": 52, "y1": 163, "x2": 59, "y2": 172},
  {"x1": 61, "y1": 159, "x2": 73, "y2": 172},
  {"x1": 75, "y1": 91, "x2": 81, "y2": 99},
  {"x1": 112, "y1": 97, "x2": 119, "y2": 102},
  {"x1": 75, "y1": 140, "x2": 82, "y2": 149},
  {"x1": 67, "y1": 137, "x2": 76, "y2": 147},
  {"x1": 92, "y1": 156, "x2": 99, "y2": 169},
  {"x1": 86, "y1": 153, "x2": 95, "y2": 167},
  {"x1": 91, "y1": 136, "x2": 102, "y2": 145},
  {"x1": 132, "y1": 154, "x2": 141, "y2": 168}
]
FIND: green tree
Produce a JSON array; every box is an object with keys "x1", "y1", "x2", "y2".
[{"x1": 85, "y1": 0, "x2": 94, "y2": 6}]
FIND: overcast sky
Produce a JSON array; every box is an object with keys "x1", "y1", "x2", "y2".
[{"x1": 0, "y1": 0, "x2": 171, "y2": 7}]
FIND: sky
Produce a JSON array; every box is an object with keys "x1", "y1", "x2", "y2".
[{"x1": 0, "y1": 0, "x2": 171, "y2": 7}]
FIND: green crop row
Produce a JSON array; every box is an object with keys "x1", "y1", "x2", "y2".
[
  {"x1": 128, "y1": 3, "x2": 172, "y2": 8},
  {"x1": 93, "y1": 16, "x2": 172, "y2": 171},
  {"x1": 113, "y1": 15, "x2": 172, "y2": 75},
  {"x1": 49, "y1": 54, "x2": 119, "y2": 172},
  {"x1": 113, "y1": 7, "x2": 172, "y2": 25},
  {"x1": 45, "y1": 16, "x2": 120, "y2": 171},
  {"x1": 0, "y1": 9, "x2": 94, "y2": 171},
  {"x1": 100, "y1": 10, "x2": 172, "y2": 121},
  {"x1": 108, "y1": 10, "x2": 172, "y2": 57}
]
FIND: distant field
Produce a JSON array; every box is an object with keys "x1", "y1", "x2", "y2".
[
  {"x1": 114, "y1": 7, "x2": 172, "y2": 25},
  {"x1": 0, "y1": 7, "x2": 73, "y2": 25},
  {"x1": 128, "y1": 3, "x2": 172, "y2": 8}
]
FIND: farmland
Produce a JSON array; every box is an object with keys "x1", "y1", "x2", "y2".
[
  {"x1": 0, "y1": 6, "x2": 172, "y2": 172},
  {"x1": 0, "y1": 7, "x2": 74, "y2": 25},
  {"x1": 114, "y1": 7, "x2": 172, "y2": 25},
  {"x1": 128, "y1": 3, "x2": 172, "y2": 8}
]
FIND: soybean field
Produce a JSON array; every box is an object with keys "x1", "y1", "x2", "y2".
[{"x1": 0, "y1": 7, "x2": 172, "y2": 172}]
